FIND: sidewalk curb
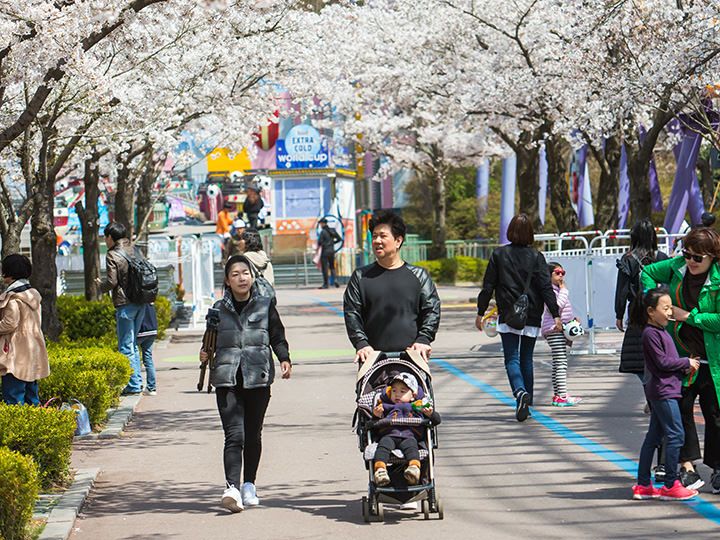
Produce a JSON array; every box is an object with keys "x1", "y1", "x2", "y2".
[
  {"x1": 37, "y1": 468, "x2": 100, "y2": 540},
  {"x1": 75, "y1": 394, "x2": 142, "y2": 441}
]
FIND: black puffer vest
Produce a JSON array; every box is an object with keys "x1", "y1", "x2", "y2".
[{"x1": 210, "y1": 292, "x2": 274, "y2": 389}]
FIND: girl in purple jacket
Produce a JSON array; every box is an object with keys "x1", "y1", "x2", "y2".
[
  {"x1": 542, "y1": 263, "x2": 582, "y2": 407},
  {"x1": 631, "y1": 286, "x2": 699, "y2": 501}
]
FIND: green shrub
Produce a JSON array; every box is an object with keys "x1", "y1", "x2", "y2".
[
  {"x1": 416, "y1": 257, "x2": 487, "y2": 284},
  {"x1": 45, "y1": 346, "x2": 133, "y2": 398},
  {"x1": 0, "y1": 447, "x2": 40, "y2": 540},
  {"x1": 40, "y1": 361, "x2": 116, "y2": 428},
  {"x1": 0, "y1": 404, "x2": 75, "y2": 490},
  {"x1": 57, "y1": 295, "x2": 172, "y2": 344}
]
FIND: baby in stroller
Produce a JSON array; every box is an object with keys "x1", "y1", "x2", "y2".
[{"x1": 373, "y1": 372, "x2": 442, "y2": 487}]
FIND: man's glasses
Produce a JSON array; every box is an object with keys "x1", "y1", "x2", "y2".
[
  {"x1": 682, "y1": 249, "x2": 709, "y2": 264},
  {"x1": 553, "y1": 269, "x2": 566, "y2": 276}
]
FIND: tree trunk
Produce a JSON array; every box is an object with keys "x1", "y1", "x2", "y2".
[
  {"x1": 76, "y1": 152, "x2": 103, "y2": 300},
  {"x1": 0, "y1": 222, "x2": 23, "y2": 259},
  {"x1": 30, "y1": 132, "x2": 62, "y2": 341},
  {"x1": 545, "y1": 135, "x2": 578, "y2": 233},
  {"x1": 515, "y1": 131, "x2": 541, "y2": 231},
  {"x1": 134, "y1": 146, "x2": 157, "y2": 256},
  {"x1": 428, "y1": 154, "x2": 448, "y2": 259},
  {"x1": 698, "y1": 152, "x2": 714, "y2": 208},
  {"x1": 114, "y1": 161, "x2": 135, "y2": 238},
  {"x1": 591, "y1": 134, "x2": 622, "y2": 230}
]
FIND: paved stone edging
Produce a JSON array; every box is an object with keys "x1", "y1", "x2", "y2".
[
  {"x1": 37, "y1": 468, "x2": 99, "y2": 540},
  {"x1": 75, "y1": 394, "x2": 142, "y2": 441}
]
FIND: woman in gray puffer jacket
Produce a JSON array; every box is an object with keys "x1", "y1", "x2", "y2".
[{"x1": 199, "y1": 254, "x2": 290, "y2": 513}]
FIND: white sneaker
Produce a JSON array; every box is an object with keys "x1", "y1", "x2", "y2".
[
  {"x1": 222, "y1": 485, "x2": 244, "y2": 513},
  {"x1": 241, "y1": 482, "x2": 260, "y2": 506}
]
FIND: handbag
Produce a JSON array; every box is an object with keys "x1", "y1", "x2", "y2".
[
  {"x1": 619, "y1": 325, "x2": 645, "y2": 374},
  {"x1": 504, "y1": 254, "x2": 537, "y2": 330}
]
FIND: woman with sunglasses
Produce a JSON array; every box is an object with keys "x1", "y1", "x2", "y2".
[{"x1": 641, "y1": 226, "x2": 720, "y2": 493}]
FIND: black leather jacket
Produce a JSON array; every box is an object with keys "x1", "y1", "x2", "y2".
[
  {"x1": 476, "y1": 244, "x2": 559, "y2": 328},
  {"x1": 344, "y1": 262, "x2": 441, "y2": 351}
]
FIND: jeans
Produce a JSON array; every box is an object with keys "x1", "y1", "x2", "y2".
[
  {"x1": 138, "y1": 336, "x2": 157, "y2": 391},
  {"x1": 500, "y1": 332, "x2": 537, "y2": 401},
  {"x1": 116, "y1": 303, "x2": 145, "y2": 393},
  {"x1": 1, "y1": 373, "x2": 40, "y2": 405},
  {"x1": 320, "y1": 252, "x2": 336, "y2": 287},
  {"x1": 216, "y1": 383, "x2": 271, "y2": 487},
  {"x1": 638, "y1": 398, "x2": 684, "y2": 487},
  {"x1": 679, "y1": 364, "x2": 720, "y2": 468}
]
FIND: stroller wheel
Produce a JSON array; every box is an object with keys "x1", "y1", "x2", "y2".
[
  {"x1": 421, "y1": 499, "x2": 430, "y2": 520},
  {"x1": 362, "y1": 496, "x2": 370, "y2": 523},
  {"x1": 436, "y1": 497, "x2": 444, "y2": 520}
]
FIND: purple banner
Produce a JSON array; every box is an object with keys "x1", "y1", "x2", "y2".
[
  {"x1": 476, "y1": 158, "x2": 490, "y2": 219},
  {"x1": 663, "y1": 130, "x2": 704, "y2": 233},
  {"x1": 500, "y1": 154, "x2": 516, "y2": 244},
  {"x1": 538, "y1": 147, "x2": 547, "y2": 225},
  {"x1": 618, "y1": 145, "x2": 630, "y2": 229}
]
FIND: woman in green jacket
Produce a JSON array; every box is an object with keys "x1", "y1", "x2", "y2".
[{"x1": 641, "y1": 226, "x2": 720, "y2": 493}]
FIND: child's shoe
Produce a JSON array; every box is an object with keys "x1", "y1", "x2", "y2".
[
  {"x1": 404, "y1": 462, "x2": 421, "y2": 485},
  {"x1": 374, "y1": 467, "x2": 390, "y2": 486},
  {"x1": 653, "y1": 465, "x2": 666, "y2": 484},
  {"x1": 659, "y1": 480, "x2": 698, "y2": 501},
  {"x1": 552, "y1": 394, "x2": 583, "y2": 407},
  {"x1": 631, "y1": 484, "x2": 660, "y2": 500}
]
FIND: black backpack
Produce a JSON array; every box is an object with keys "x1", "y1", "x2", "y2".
[{"x1": 118, "y1": 250, "x2": 158, "y2": 304}]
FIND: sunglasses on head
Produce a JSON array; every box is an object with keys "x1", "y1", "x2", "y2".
[
  {"x1": 682, "y1": 249, "x2": 710, "y2": 264},
  {"x1": 553, "y1": 269, "x2": 566, "y2": 276}
]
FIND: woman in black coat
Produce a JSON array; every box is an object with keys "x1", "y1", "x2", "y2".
[{"x1": 476, "y1": 214, "x2": 562, "y2": 422}]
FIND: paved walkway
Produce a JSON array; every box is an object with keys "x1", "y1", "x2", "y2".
[{"x1": 68, "y1": 286, "x2": 720, "y2": 539}]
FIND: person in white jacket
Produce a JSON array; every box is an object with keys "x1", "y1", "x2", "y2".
[
  {"x1": 542, "y1": 262, "x2": 582, "y2": 407},
  {"x1": 240, "y1": 229, "x2": 274, "y2": 286}
]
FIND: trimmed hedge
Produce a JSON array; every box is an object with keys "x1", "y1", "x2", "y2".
[
  {"x1": 416, "y1": 256, "x2": 488, "y2": 284},
  {"x1": 0, "y1": 404, "x2": 75, "y2": 489},
  {"x1": 0, "y1": 447, "x2": 40, "y2": 540},
  {"x1": 41, "y1": 347, "x2": 133, "y2": 426},
  {"x1": 56, "y1": 295, "x2": 172, "y2": 345}
]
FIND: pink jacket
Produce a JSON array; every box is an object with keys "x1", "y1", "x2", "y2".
[{"x1": 542, "y1": 285, "x2": 574, "y2": 336}]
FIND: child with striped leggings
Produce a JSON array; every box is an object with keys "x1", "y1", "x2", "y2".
[{"x1": 542, "y1": 262, "x2": 583, "y2": 407}]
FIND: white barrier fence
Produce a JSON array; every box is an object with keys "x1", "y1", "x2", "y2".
[{"x1": 537, "y1": 229, "x2": 685, "y2": 354}]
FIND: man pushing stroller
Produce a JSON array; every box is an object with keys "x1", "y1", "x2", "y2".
[{"x1": 373, "y1": 372, "x2": 441, "y2": 486}]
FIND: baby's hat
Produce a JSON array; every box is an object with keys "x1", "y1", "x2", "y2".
[{"x1": 391, "y1": 372, "x2": 419, "y2": 396}]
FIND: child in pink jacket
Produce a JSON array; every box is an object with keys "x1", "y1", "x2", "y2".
[{"x1": 542, "y1": 262, "x2": 582, "y2": 407}]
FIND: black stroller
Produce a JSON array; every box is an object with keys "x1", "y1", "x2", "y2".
[{"x1": 355, "y1": 351, "x2": 443, "y2": 521}]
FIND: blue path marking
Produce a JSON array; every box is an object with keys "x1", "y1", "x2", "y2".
[
  {"x1": 432, "y1": 358, "x2": 720, "y2": 526},
  {"x1": 311, "y1": 297, "x2": 344, "y2": 317}
]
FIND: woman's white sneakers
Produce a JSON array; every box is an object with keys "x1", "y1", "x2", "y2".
[
  {"x1": 241, "y1": 482, "x2": 260, "y2": 506},
  {"x1": 222, "y1": 485, "x2": 244, "y2": 513}
]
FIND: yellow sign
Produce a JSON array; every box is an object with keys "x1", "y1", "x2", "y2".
[{"x1": 207, "y1": 148, "x2": 251, "y2": 174}]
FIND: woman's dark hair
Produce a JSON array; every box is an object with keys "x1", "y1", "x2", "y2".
[
  {"x1": 240, "y1": 229, "x2": 263, "y2": 252},
  {"x1": 224, "y1": 255, "x2": 254, "y2": 278},
  {"x1": 683, "y1": 226, "x2": 720, "y2": 259},
  {"x1": 1, "y1": 254, "x2": 32, "y2": 280},
  {"x1": 629, "y1": 285, "x2": 670, "y2": 327},
  {"x1": 103, "y1": 222, "x2": 127, "y2": 241},
  {"x1": 547, "y1": 261, "x2": 563, "y2": 274},
  {"x1": 629, "y1": 219, "x2": 658, "y2": 263},
  {"x1": 369, "y1": 210, "x2": 406, "y2": 246},
  {"x1": 506, "y1": 214, "x2": 534, "y2": 246}
]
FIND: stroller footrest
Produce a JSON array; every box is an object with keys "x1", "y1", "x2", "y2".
[{"x1": 364, "y1": 442, "x2": 429, "y2": 463}]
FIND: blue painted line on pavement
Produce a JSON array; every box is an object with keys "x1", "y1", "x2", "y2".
[
  {"x1": 432, "y1": 358, "x2": 720, "y2": 526},
  {"x1": 311, "y1": 297, "x2": 344, "y2": 317}
]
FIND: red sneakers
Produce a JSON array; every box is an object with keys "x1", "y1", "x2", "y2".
[
  {"x1": 659, "y1": 480, "x2": 698, "y2": 501},
  {"x1": 632, "y1": 484, "x2": 660, "y2": 500}
]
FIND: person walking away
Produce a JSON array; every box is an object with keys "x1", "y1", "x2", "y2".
[
  {"x1": 344, "y1": 210, "x2": 440, "y2": 364},
  {"x1": 199, "y1": 255, "x2": 291, "y2": 513},
  {"x1": 542, "y1": 262, "x2": 582, "y2": 407},
  {"x1": 216, "y1": 201, "x2": 236, "y2": 236},
  {"x1": 476, "y1": 213, "x2": 562, "y2": 422},
  {"x1": 0, "y1": 255, "x2": 49, "y2": 405},
  {"x1": 631, "y1": 286, "x2": 699, "y2": 501},
  {"x1": 137, "y1": 303, "x2": 158, "y2": 395},
  {"x1": 642, "y1": 226, "x2": 720, "y2": 493},
  {"x1": 241, "y1": 229, "x2": 275, "y2": 286},
  {"x1": 97, "y1": 222, "x2": 145, "y2": 395},
  {"x1": 223, "y1": 219, "x2": 246, "y2": 263},
  {"x1": 243, "y1": 186, "x2": 264, "y2": 229},
  {"x1": 317, "y1": 218, "x2": 342, "y2": 289}
]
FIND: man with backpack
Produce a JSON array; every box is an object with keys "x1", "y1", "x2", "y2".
[{"x1": 97, "y1": 222, "x2": 158, "y2": 395}]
